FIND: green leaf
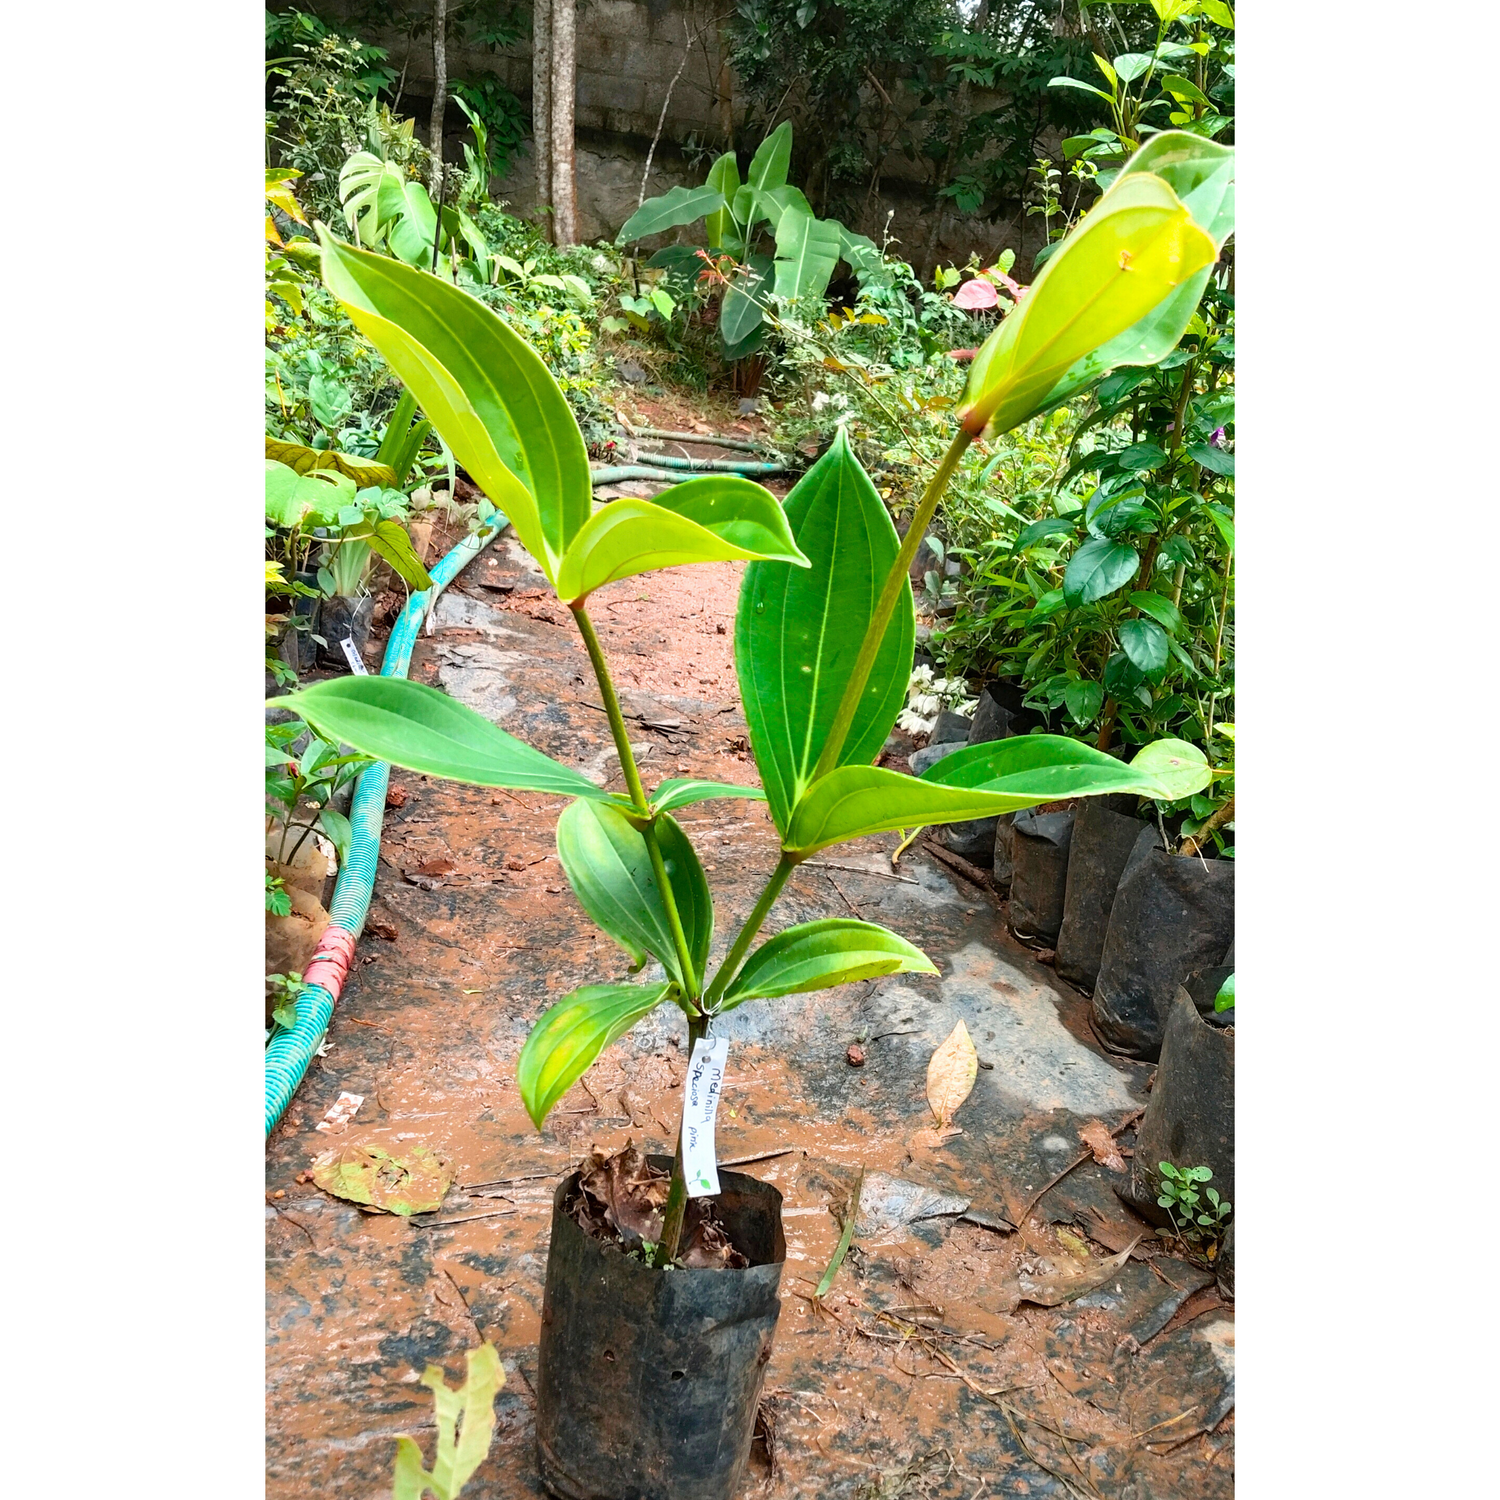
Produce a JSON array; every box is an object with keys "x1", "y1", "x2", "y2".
[
  {"x1": 1126, "y1": 738, "x2": 1212, "y2": 800},
  {"x1": 1188, "y1": 442, "x2": 1234, "y2": 476},
  {"x1": 721, "y1": 919, "x2": 936, "y2": 1009},
  {"x1": 555, "y1": 476, "x2": 808, "y2": 601},
  {"x1": 555, "y1": 801, "x2": 711, "y2": 989},
  {"x1": 772, "y1": 210, "x2": 844, "y2": 304},
  {"x1": 318, "y1": 808, "x2": 352, "y2": 864},
  {"x1": 784, "y1": 736, "x2": 1198, "y2": 856},
  {"x1": 265, "y1": 461, "x2": 354, "y2": 527},
  {"x1": 1119, "y1": 618, "x2": 1170, "y2": 679},
  {"x1": 704, "y1": 152, "x2": 742, "y2": 250},
  {"x1": 649, "y1": 779, "x2": 768, "y2": 816},
  {"x1": 515, "y1": 981, "x2": 674, "y2": 1128},
  {"x1": 392, "y1": 1342, "x2": 504, "y2": 1500},
  {"x1": 617, "y1": 185, "x2": 727, "y2": 243},
  {"x1": 747, "y1": 121, "x2": 793, "y2": 195},
  {"x1": 1014, "y1": 516, "x2": 1077, "y2": 551},
  {"x1": 1214, "y1": 972, "x2": 1235, "y2": 1012},
  {"x1": 1112, "y1": 52, "x2": 1156, "y2": 83},
  {"x1": 1064, "y1": 538, "x2": 1139, "y2": 606},
  {"x1": 1064, "y1": 679, "x2": 1105, "y2": 724},
  {"x1": 720, "y1": 253, "x2": 773, "y2": 346},
  {"x1": 366, "y1": 519, "x2": 435, "y2": 591},
  {"x1": 1129, "y1": 590, "x2": 1185, "y2": 637},
  {"x1": 735, "y1": 430, "x2": 914, "y2": 837},
  {"x1": 317, "y1": 230, "x2": 590, "y2": 585},
  {"x1": 270, "y1": 677, "x2": 613, "y2": 799},
  {"x1": 265, "y1": 436, "x2": 399, "y2": 488},
  {"x1": 961, "y1": 165, "x2": 1217, "y2": 438},
  {"x1": 1043, "y1": 133, "x2": 1235, "y2": 408},
  {"x1": 1048, "y1": 75, "x2": 1116, "y2": 103}
]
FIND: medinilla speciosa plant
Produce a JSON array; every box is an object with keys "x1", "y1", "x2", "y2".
[{"x1": 275, "y1": 131, "x2": 1230, "y2": 1265}]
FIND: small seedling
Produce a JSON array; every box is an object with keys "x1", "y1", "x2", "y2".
[
  {"x1": 266, "y1": 971, "x2": 304, "y2": 1030},
  {"x1": 265, "y1": 872, "x2": 292, "y2": 917},
  {"x1": 1156, "y1": 1161, "x2": 1231, "y2": 1252}
]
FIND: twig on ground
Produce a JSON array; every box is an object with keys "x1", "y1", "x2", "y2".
[
  {"x1": 1015, "y1": 1109, "x2": 1146, "y2": 1225},
  {"x1": 921, "y1": 839, "x2": 996, "y2": 895}
]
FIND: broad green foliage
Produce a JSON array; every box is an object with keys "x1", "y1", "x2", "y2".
[
  {"x1": 392, "y1": 1342, "x2": 504, "y2": 1500},
  {"x1": 556, "y1": 801, "x2": 713, "y2": 991},
  {"x1": 617, "y1": 121, "x2": 876, "y2": 355},
  {"x1": 272, "y1": 677, "x2": 611, "y2": 799},
  {"x1": 735, "y1": 430, "x2": 914, "y2": 836},
  {"x1": 960, "y1": 168, "x2": 1217, "y2": 439},
  {"x1": 265, "y1": 435, "x2": 398, "y2": 488},
  {"x1": 517, "y1": 982, "x2": 675, "y2": 1129},
  {"x1": 317, "y1": 231, "x2": 591, "y2": 585},
  {"x1": 554, "y1": 476, "x2": 809, "y2": 602},
  {"x1": 721, "y1": 919, "x2": 936, "y2": 1009}
]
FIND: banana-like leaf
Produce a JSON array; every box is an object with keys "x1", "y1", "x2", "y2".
[
  {"x1": 265, "y1": 436, "x2": 399, "y2": 488},
  {"x1": 784, "y1": 737, "x2": 1209, "y2": 855},
  {"x1": 835, "y1": 223, "x2": 883, "y2": 273},
  {"x1": 516, "y1": 981, "x2": 674, "y2": 1128},
  {"x1": 392, "y1": 1342, "x2": 504, "y2": 1500},
  {"x1": 720, "y1": 918, "x2": 936, "y2": 1009},
  {"x1": 1044, "y1": 133, "x2": 1235, "y2": 408},
  {"x1": 747, "y1": 121, "x2": 793, "y2": 195},
  {"x1": 720, "y1": 253, "x2": 773, "y2": 346},
  {"x1": 959, "y1": 169, "x2": 1217, "y2": 438},
  {"x1": 773, "y1": 210, "x2": 844, "y2": 304},
  {"x1": 617, "y1": 184, "x2": 727, "y2": 243},
  {"x1": 705, "y1": 153, "x2": 742, "y2": 251},
  {"x1": 318, "y1": 231, "x2": 590, "y2": 585},
  {"x1": 649, "y1": 779, "x2": 767, "y2": 816},
  {"x1": 270, "y1": 677, "x2": 614, "y2": 799},
  {"x1": 755, "y1": 183, "x2": 813, "y2": 234},
  {"x1": 554, "y1": 475, "x2": 809, "y2": 602},
  {"x1": 555, "y1": 800, "x2": 712, "y2": 989},
  {"x1": 364, "y1": 518, "x2": 434, "y2": 590},
  {"x1": 736, "y1": 430, "x2": 914, "y2": 836}
]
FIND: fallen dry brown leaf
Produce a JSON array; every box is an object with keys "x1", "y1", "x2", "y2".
[
  {"x1": 1079, "y1": 1119, "x2": 1127, "y2": 1172},
  {"x1": 926, "y1": 1020, "x2": 978, "y2": 1129}
]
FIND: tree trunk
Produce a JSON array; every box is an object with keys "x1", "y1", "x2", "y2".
[
  {"x1": 532, "y1": 0, "x2": 553, "y2": 239},
  {"x1": 550, "y1": 0, "x2": 578, "y2": 244},
  {"x1": 428, "y1": 0, "x2": 448, "y2": 200},
  {"x1": 717, "y1": 31, "x2": 734, "y2": 148}
]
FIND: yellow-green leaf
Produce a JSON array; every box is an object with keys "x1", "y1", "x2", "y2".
[
  {"x1": 317, "y1": 230, "x2": 590, "y2": 585},
  {"x1": 265, "y1": 435, "x2": 399, "y2": 489},
  {"x1": 555, "y1": 476, "x2": 808, "y2": 602},
  {"x1": 721, "y1": 919, "x2": 935, "y2": 1010},
  {"x1": 516, "y1": 982, "x2": 673, "y2": 1128},
  {"x1": 392, "y1": 1343, "x2": 504, "y2": 1500}
]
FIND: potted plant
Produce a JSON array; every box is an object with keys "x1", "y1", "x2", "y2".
[{"x1": 277, "y1": 132, "x2": 1225, "y2": 1499}]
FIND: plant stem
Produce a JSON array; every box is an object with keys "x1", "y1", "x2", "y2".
[
  {"x1": 811, "y1": 427, "x2": 974, "y2": 782},
  {"x1": 657, "y1": 1010, "x2": 708, "y2": 1264},
  {"x1": 703, "y1": 853, "x2": 796, "y2": 1011},
  {"x1": 570, "y1": 601, "x2": 700, "y2": 1000}
]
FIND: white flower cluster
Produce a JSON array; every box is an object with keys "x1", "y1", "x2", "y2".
[
  {"x1": 810, "y1": 390, "x2": 849, "y2": 411},
  {"x1": 896, "y1": 665, "x2": 978, "y2": 735}
]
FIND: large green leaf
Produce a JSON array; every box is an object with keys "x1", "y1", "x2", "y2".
[
  {"x1": 1127, "y1": 738, "x2": 1214, "y2": 801},
  {"x1": 392, "y1": 1341, "x2": 504, "y2": 1500},
  {"x1": 1043, "y1": 133, "x2": 1235, "y2": 407},
  {"x1": 554, "y1": 475, "x2": 809, "y2": 601},
  {"x1": 270, "y1": 677, "x2": 612, "y2": 799},
  {"x1": 515, "y1": 981, "x2": 674, "y2": 1128},
  {"x1": 959, "y1": 168, "x2": 1217, "y2": 438},
  {"x1": 1064, "y1": 537, "x2": 1140, "y2": 606},
  {"x1": 555, "y1": 801, "x2": 712, "y2": 989},
  {"x1": 773, "y1": 210, "x2": 844, "y2": 304},
  {"x1": 735, "y1": 430, "x2": 914, "y2": 837},
  {"x1": 783, "y1": 737, "x2": 1208, "y2": 855},
  {"x1": 747, "y1": 121, "x2": 793, "y2": 195},
  {"x1": 265, "y1": 460, "x2": 352, "y2": 527},
  {"x1": 649, "y1": 779, "x2": 768, "y2": 816},
  {"x1": 617, "y1": 184, "x2": 727, "y2": 243},
  {"x1": 705, "y1": 152, "x2": 743, "y2": 251},
  {"x1": 317, "y1": 231, "x2": 590, "y2": 584},
  {"x1": 720, "y1": 919, "x2": 936, "y2": 1010},
  {"x1": 265, "y1": 436, "x2": 399, "y2": 488},
  {"x1": 1118, "y1": 617, "x2": 1169, "y2": 678},
  {"x1": 720, "y1": 253, "x2": 773, "y2": 346},
  {"x1": 364, "y1": 518, "x2": 434, "y2": 591}
]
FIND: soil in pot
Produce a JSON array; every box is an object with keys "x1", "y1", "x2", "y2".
[
  {"x1": 1092, "y1": 841, "x2": 1235, "y2": 1058},
  {"x1": 1055, "y1": 802, "x2": 1149, "y2": 992},
  {"x1": 1009, "y1": 808, "x2": 1076, "y2": 942},
  {"x1": 536, "y1": 1145, "x2": 786, "y2": 1500},
  {"x1": 316, "y1": 594, "x2": 376, "y2": 668},
  {"x1": 1116, "y1": 986, "x2": 1234, "y2": 1229}
]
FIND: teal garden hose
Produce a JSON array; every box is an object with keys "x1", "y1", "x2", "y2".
[{"x1": 264, "y1": 512, "x2": 505, "y2": 1136}]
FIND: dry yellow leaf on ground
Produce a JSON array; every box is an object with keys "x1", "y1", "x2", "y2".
[{"x1": 926, "y1": 1020, "x2": 978, "y2": 1128}]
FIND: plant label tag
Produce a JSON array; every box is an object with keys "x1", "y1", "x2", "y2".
[
  {"x1": 682, "y1": 1036, "x2": 729, "y2": 1198},
  {"x1": 340, "y1": 637, "x2": 368, "y2": 675}
]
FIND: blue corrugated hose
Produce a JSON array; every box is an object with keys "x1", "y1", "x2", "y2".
[{"x1": 264, "y1": 512, "x2": 505, "y2": 1136}]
